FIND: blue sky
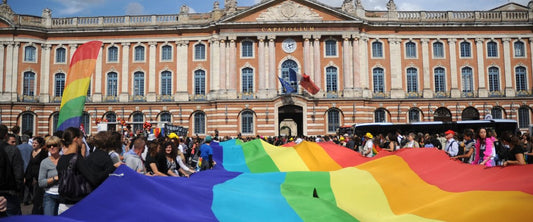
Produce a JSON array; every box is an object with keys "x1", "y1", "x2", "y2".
[{"x1": 8, "y1": 0, "x2": 531, "y2": 17}]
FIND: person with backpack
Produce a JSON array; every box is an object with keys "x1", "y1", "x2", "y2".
[
  {"x1": 0, "y1": 124, "x2": 24, "y2": 217},
  {"x1": 444, "y1": 130, "x2": 460, "y2": 157}
]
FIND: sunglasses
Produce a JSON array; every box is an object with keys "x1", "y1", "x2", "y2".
[{"x1": 47, "y1": 144, "x2": 59, "y2": 148}]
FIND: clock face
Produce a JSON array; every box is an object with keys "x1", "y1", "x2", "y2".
[{"x1": 282, "y1": 38, "x2": 296, "y2": 53}]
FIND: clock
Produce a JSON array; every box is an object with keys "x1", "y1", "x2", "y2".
[{"x1": 282, "y1": 38, "x2": 297, "y2": 53}]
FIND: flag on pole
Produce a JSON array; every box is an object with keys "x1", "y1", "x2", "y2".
[
  {"x1": 278, "y1": 77, "x2": 295, "y2": 94},
  {"x1": 57, "y1": 41, "x2": 103, "y2": 131},
  {"x1": 299, "y1": 73, "x2": 320, "y2": 95}
]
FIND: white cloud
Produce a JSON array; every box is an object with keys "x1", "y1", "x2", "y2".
[
  {"x1": 125, "y1": 2, "x2": 144, "y2": 15},
  {"x1": 52, "y1": 0, "x2": 105, "y2": 15}
]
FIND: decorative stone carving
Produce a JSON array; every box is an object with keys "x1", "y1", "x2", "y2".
[
  {"x1": 225, "y1": 0, "x2": 237, "y2": 14},
  {"x1": 0, "y1": 0, "x2": 14, "y2": 21},
  {"x1": 213, "y1": 1, "x2": 220, "y2": 10},
  {"x1": 180, "y1": 4, "x2": 189, "y2": 14},
  {"x1": 342, "y1": 0, "x2": 356, "y2": 13},
  {"x1": 256, "y1": 1, "x2": 323, "y2": 22},
  {"x1": 387, "y1": 0, "x2": 397, "y2": 11}
]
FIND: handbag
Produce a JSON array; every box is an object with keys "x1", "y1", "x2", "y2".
[{"x1": 58, "y1": 154, "x2": 93, "y2": 201}]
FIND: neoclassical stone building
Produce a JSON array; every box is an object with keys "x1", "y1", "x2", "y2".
[{"x1": 0, "y1": 0, "x2": 532, "y2": 137}]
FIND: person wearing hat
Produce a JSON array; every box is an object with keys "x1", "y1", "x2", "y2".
[
  {"x1": 361, "y1": 133, "x2": 374, "y2": 157},
  {"x1": 444, "y1": 130, "x2": 459, "y2": 157},
  {"x1": 199, "y1": 135, "x2": 215, "y2": 171}
]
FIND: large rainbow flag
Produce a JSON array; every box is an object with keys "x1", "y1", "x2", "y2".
[
  {"x1": 6, "y1": 139, "x2": 533, "y2": 221},
  {"x1": 56, "y1": 41, "x2": 102, "y2": 131}
]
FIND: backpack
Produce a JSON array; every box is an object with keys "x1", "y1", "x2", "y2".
[
  {"x1": 493, "y1": 140, "x2": 508, "y2": 161},
  {"x1": 58, "y1": 155, "x2": 93, "y2": 201},
  {"x1": 0, "y1": 145, "x2": 17, "y2": 191}
]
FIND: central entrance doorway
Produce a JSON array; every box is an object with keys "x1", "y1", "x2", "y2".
[{"x1": 278, "y1": 105, "x2": 303, "y2": 137}]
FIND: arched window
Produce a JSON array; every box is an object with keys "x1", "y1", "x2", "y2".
[
  {"x1": 460, "y1": 41, "x2": 471, "y2": 57},
  {"x1": 24, "y1": 45, "x2": 36, "y2": 62},
  {"x1": 161, "y1": 71, "x2": 172, "y2": 96},
  {"x1": 194, "y1": 70, "x2": 206, "y2": 95},
  {"x1": 107, "y1": 72, "x2": 118, "y2": 97},
  {"x1": 487, "y1": 41, "x2": 498, "y2": 57},
  {"x1": 55, "y1": 73, "x2": 66, "y2": 97},
  {"x1": 106, "y1": 112, "x2": 117, "y2": 131},
  {"x1": 518, "y1": 106, "x2": 530, "y2": 128},
  {"x1": 133, "y1": 72, "x2": 145, "y2": 96},
  {"x1": 134, "y1": 45, "x2": 145, "y2": 61},
  {"x1": 194, "y1": 43, "x2": 206, "y2": 60},
  {"x1": 375, "y1": 109, "x2": 386, "y2": 123},
  {"x1": 241, "y1": 110, "x2": 254, "y2": 134},
  {"x1": 241, "y1": 41, "x2": 253, "y2": 58},
  {"x1": 491, "y1": 107, "x2": 504, "y2": 119},
  {"x1": 408, "y1": 108, "x2": 420, "y2": 123},
  {"x1": 488, "y1": 67, "x2": 500, "y2": 92},
  {"x1": 22, "y1": 113, "x2": 34, "y2": 136},
  {"x1": 373, "y1": 68, "x2": 384, "y2": 93},
  {"x1": 462, "y1": 107, "x2": 480, "y2": 120},
  {"x1": 108, "y1": 46, "x2": 118, "y2": 62},
  {"x1": 372, "y1": 41, "x2": 383, "y2": 57},
  {"x1": 461, "y1": 67, "x2": 473, "y2": 93},
  {"x1": 406, "y1": 68, "x2": 418, "y2": 93},
  {"x1": 433, "y1": 42, "x2": 444, "y2": 58},
  {"x1": 194, "y1": 112, "x2": 205, "y2": 134},
  {"x1": 325, "y1": 40, "x2": 337, "y2": 56},
  {"x1": 160, "y1": 112, "x2": 171, "y2": 123},
  {"x1": 516, "y1": 66, "x2": 527, "y2": 92},
  {"x1": 405, "y1": 41, "x2": 417, "y2": 58},
  {"x1": 514, "y1": 41, "x2": 525, "y2": 57},
  {"x1": 434, "y1": 68, "x2": 446, "y2": 92},
  {"x1": 281, "y1": 60, "x2": 298, "y2": 93},
  {"x1": 161, "y1": 45, "x2": 172, "y2": 61},
  {"x1": 23, "y1": 72, "x2": 35, "y2": 96},
  {"x1": 132, "y1": 112, "x2": 144, "y2": 133},
  {"x1": 56, "y1": 47, "x2": 66, "y2": 63},
  {"x1": 326, "y1": 66, "x2": 337, "y2": 93},
  {"x1": 81, "y1": 112, "x2": 90, "y2": 135},
  {"x1": 327, "y1": 109, "x2": 340, "y2": 133},
  {"x1": 242, "y1": 68, "x2": 254, "y2": 93}
]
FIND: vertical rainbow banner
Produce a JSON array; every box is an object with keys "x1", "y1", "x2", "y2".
[{"x1": 57, "y1": 41, "x2": 102, "y2": 131}]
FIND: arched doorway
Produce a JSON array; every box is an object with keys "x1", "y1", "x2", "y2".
[
  {"x1": 434, "y1": 107, "x2": 452, "y2": 122},
  {"x1": 278, "y1": 105, "x2": 303, "y2": 136},
  {"x1": 462, "y1": 107, "x2": 480, "y2": 120}
]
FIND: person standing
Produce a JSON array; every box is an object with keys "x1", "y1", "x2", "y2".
[
  {"x1": 472, "y1": 128, "x2": 495, "y2": 167},
  {"x1": 124, "y1": 137, "x2": 147, "y2": 174},
  {"x1": 444, "y1": 130, "x2": 459, "y2": 157},
  {"x1": 16, "y1": 135, "x2": 32, "y2": 205},
  {"x1": 25, "y1": 136, "x2": 48, "y2": 214},
  {"x1": 0, "y1": 125, "x2": 24, "y2": 217},
  {"x1": 38, "y1": 136, "x2": 62, "y2": 216},
  {"x1": 199, "y1": 136, "x2": 215, "y2": 170},
  {"x1": 361, "y1": 133, "x2": 374, "y2": 158}
]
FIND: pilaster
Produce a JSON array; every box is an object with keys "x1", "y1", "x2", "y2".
[
  {"x1": 175, "y1": 40, "x2": 189, "y2": 101},
  {"x1": 502, "y1": 38, "x2": 514, "y2": 97},
  {"x1": 1, "y1": 42, "x2": 13, "y2": 101},
  {"x1": 10, "y1": 42, "x2": 19, "y2": 99},
  {"x1": 268, "y1": 35, "x2": 276, "y2": 97},
  {"x1": 146, "y1": 41, "x2": 157, "y2": 102},
  {"x1": 0, "y1": 44, "x2": 4, "y2": 97},
  {"x1": 313, "y1": 35, "x2": 322, "y2": 95},
  {"x1": 119, "y1": 42, "x2": 130, "y2": 102},
  {"x1": 257, "y1": 36, "x2": 268, "y2": 98},
  {"x1": 421, "y1": 38, "x2": 432, "y2": 98},
  {"x1": 227, "y1": 36, "x2": 237, "y2": 99},
  {"x1": 359, "y1": 35, "x2": 371, "y2": 98},
  {"x1": 342, "y1": 34, "x2": 354, "y2": 97},
  {"x1": 448, "y1": 38, "x2": 460, "y2": 98},
  {"x1": 209, "y1": 36, "x2": 221, "y2": 98},
  {"x1": 475, "y1": 38, "x2": 487, "y2": 97},
  {"x1": 389, "y1": 38, "x2": 403, "y2": 98},
  {"x1": 92, "y1": 44, "x2": 104, "y2": 102},
  {"x1": 39, "y1": 44, "x2": 51, "y2": 103},
  {"x1": 352, "y1": 37, "x2": 361, "y2": 97}
]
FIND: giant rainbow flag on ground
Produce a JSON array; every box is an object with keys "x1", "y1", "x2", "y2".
[
  {"x1": 6, "y1": 139, "x2": 533, "y2": 221},
  {"x1": 56, "y1": 41, "x2": 102, "y2": 131}
]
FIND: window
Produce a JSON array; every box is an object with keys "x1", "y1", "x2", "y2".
[
  {"x1": 491, "y1": 107, "x2": 503, "y2": 119},
  {"x1": 134, "y1": 45, "x2": 145, "y2": 61},
  {"x1": 405, "y1": 41, "x2": 417, "y2": 58},
  {"x1": 281, "y1": 60, "x2": 299, "y2": 93},
  {"x1": 488, "y1": 67, "x2": 500, "y2": 92},
  {"x1": 372, "y1": 41, "x2": 383, "y2": 58},
  {"x1": 327, "y1": 109, "x2": 340, "y2": 133},
  {"x1": 80, "y1": 112, "x2": 90, "y2": 134},
  {"x1": 241, "y1": 41, "x2": 253, "y2": 58},
  {"x1": 518, "y1": 107, "x2": 530, "y2": 129},
  {"x1": 194, "y1": 112, "x2": 205, "y2": 134},
  {"x1": 460, "y1": 41, "x2": 471, "y2": 57},
  {"x1": 194, "y1": 70, "x2": 206, "y2": 95},
  {"x1": 516, "y1": 66, "x2": 527, "y2": 92},
  {"x1": 160, "y1": 112, "x2": 171, "y2": 123},
  {"x1": 23, "y1": 72, "x2": 35, "y2": 96},
  {"x1": 514, "y1": 41, "x2": 525, "y2": 57},
  {"x1": 487, "y1": 41, "x2": 498, "y2": 57},
  {"x1": 54, "y1": 73, "x2": 66, "y2": 97},
  {"x1": 132, "y1": 112, "x2": 144, "y2": 134},
  {"x1": 241, "y1": 111, "x2": 254, "y2": 134},
  {"x1": 133, "y1": 72, "x2": 144, "y2": 96},
  {"x1": 108, "y1": 46, "x2": 118, "y2": 62},
  {"x1": 161, "y1": 45, "x2": 172, "y2": 61},
  {"x1": 107, "y1": 72, "x2": 118, "y2": 97},
  {"x1": 434, "y1": 68, "x2": 446, "y2": 92},
  {"x1": 24, "y1": 45, "x2": 36, "y2": 62},
  {"x1": 161, "y1": 71, "x2": 172, "y2": 96},
  {"x1": 325, "y1": 40, "x2": 337, "y2": 56},
  {"x1": 406, "y1": 68, "x2": 418, "y2": 93},
  {"x1": 242, "y1": 68, "x2": 253, "y2": 93},
  {"x1": 326, "y1": 66, "x2": 337, "y2": 93},
  {"x1": 22, "y1": 113, "x2": 34, "y2": 135},
  {"x1": 52, "y1": 113, "x2": 59, "y2": 133},
  {"x1": 433, "y1": 42, "x2": 444, "y2": 58},
  {"x1": 373, "y1": 68, "x2": 384, "y2": 93},
  {"x1": 461, "y1": 67, "x2": 473, "y2": 92},
  {"x1": 409, "y1": 109, "x2": 420, "y2": 123},
  {"x1": 194, "y1": 43, "x2": 206, "y2": 60},
  {"x1": 56, "y1": 48, "x2": 66, "y2": 63},
  {"x1": 375, "y1": 109, "x2": 386, "y2": 123},
  {"x1": 106, "y1": 113, "x2": 117, "y2": 131}
]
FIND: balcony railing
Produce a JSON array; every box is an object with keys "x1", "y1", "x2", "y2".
[
  {"x1": 326, "y1": 91, "x2": 339, "y2": 98},
  {"x1": 104, "y1": 96, "x2": 118, "y2": 102},
  {"x1": 406, "y1": 91, "x2": 422, "y2": 98},
  {"x1": 461, "y1": 91, "x2": 477, "y2": 98},
  {"x1": 488, "y1": 91, "x2": 505, "y2": 97},
  {"x1": 372, "y1": 91, "x2": 390, "y2": 99},
  {"x1": 51, "y1": 96, "x2": 62, "y2": 103},
  {"x1": 158, "y1": 95, "x2": 173, "y2": 102},
  {"x1": 130, "y1": 95, "x2": 146, "y2": 102},
  {"x1": 434, "y1": 91, "x2": 450, "y2": 98},
  {"x1": 516, "y1": 90, "x2": 532, "y2": 97},
  {"x1": 189, "y1": 94, "x2": 206, "y2": 101},
  {"x1": 19, "y1": 95, "x2": 37, "y2": 102},
  {"x1": 238, "y1": 92, "x2": 255, "y2": 100}
]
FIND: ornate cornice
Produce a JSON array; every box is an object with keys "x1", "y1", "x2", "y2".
[{"x1": 256, "y1": 1, "x2": 322, "y2": 22}]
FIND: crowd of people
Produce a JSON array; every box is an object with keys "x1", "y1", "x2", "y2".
[{"x1": 0, "y1": 123, "x2": 531, "y2": 218}]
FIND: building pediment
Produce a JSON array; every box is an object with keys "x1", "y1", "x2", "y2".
[
  {"x1": 218, "y1": 0, "x2": 361, "y2": 24},
  {"x1": 490, "y1": 2, "x2": 528, "y2": 11}
]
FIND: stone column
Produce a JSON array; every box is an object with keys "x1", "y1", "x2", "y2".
[
  {"x1": 10, "y1": 42, "x2": 19, "y2": 100},
  {"x1": 0, "y1": 44, "x2": 4, "y2": 98},
  {"x1": 219, "y1": 39, "x2": 227, "y2": 93},
  {"x1": 530, "y1": 38, "x2": 533, "y2": 91},
  {"x1": 313, "y1": 35, "x2": 322, "y2": 94},
  {"x1": 475, "y1": 38, "x2": 487, "y2": 97},
  {"x1": 421, "y1": 38, "x2": 432, "y2": 98},
  {"x1": 352, "y1": 37, "x2": 361, "y2": 97},
  {"x1": 146, "y1": 42, "x2": 157, "y2": 102},
  {"x1": 257, "y1": 36, "x2": 267, "y2": 98},
  {"x1": 303, "y1": 35, "x2": 311, "y2": 76},
  {"x1": 268, "y1": 35, "x2": 276, "y2": 97},
  {"x1": 448, "y1": 38, "x2": 460, "y2": 98},
  {"x1": 227, "y1": 36, "x2": 237, "y2": 98},
  {"x1": 39, "y1": 44, "x2": 51, "y2": 103},
  {"x1": 389, "y1": 38, "x2": 403, "y2": 98},
  {"x1": 502, "y1": 38, "x2": 514, "y2": 97},
  {"x1": 175, "y1": 40, "x2": 189, "y2": 101},
  {"x1": 92, "y1": 44, "x2": 103, "y2": 102},
  {"x1": 1, "y1": 42, "x2": 13, "y2": 101},
  {"x1": 209, "y1": 36, "x2": 221, "y2": 99},
  {"x1": 342, "y1": 34, "x2": 354, "y2": 97},
  {"x1": 119, "y1": 42, "x2": 130, "y2": 102},
  {"x1": 359, "y1": 36, "x2": 370, "y2": 97}
]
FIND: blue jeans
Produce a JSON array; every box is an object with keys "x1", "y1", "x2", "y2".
[{"x1": 43, "y1": 193, "x2": 59, "y2": 216}]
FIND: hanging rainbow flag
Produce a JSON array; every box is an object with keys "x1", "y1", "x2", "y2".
[{"x1": 57, "y1": 41, "x2": 102, "y2": 131}]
